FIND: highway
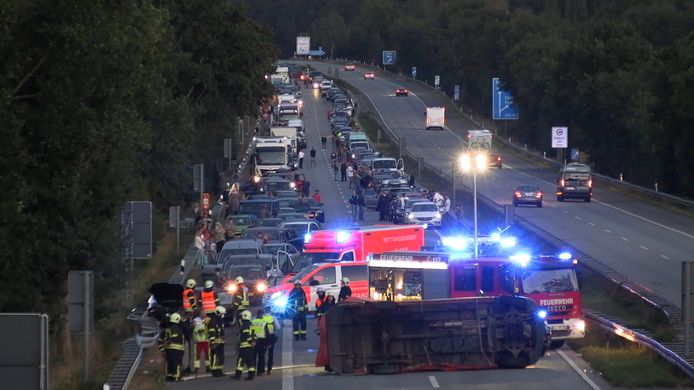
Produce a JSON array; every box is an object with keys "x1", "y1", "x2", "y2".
[
  {"x1": 305, "y1": 62, "x2": 694, "y2": 307},
  {"x1": 169, "y1": 79, "x2": 609, "y2": 390}
]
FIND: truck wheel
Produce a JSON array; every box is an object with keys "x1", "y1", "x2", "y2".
[
  {"x1": 550, "y1": 340, "x2": 566, "y2": 349},
  {"x1": 368, "y1": 363, "x2": 400, "y2": 375}
]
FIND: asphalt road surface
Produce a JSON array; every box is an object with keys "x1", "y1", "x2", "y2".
[
  {"x1": 169, "y1": 77, "x2": 609, "y2": 390},
  {"x1": 306, "y1": 61, "x2": 694, "y2": 307}
]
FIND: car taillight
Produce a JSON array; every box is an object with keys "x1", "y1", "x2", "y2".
[
  {"x1": 560, "y1": 179, "x2": 565, "y2": 187},
  {"x1": 535, "y1": 192, "x2": 542, "y2": 198},
  {"x1": 514, "y1": 191, "x2": 522, "y2": 198},
  {"x1": 497, "y1": 156, "x2": 501, "y2": 161},
  {"x1": 587, "y1": 179, "x2": 592, "y2": 188}
]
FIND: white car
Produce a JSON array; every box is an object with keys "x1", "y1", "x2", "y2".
[
  {"x1": 406, "y1": 202, "x2": 442, "y2": 227},
  {"x1": 320, "y1": 80, "x2": 333, "y2": 90}
]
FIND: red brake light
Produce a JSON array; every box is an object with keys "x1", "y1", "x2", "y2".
[
  {"x1": 560, "y1": 179, "x2": 565, "y2": 187},
  {"x1": 587, "y1": 179, "x2": 592, "y2": 188},
  {"x1": 535, "y1": 192, "x2": 542, "y2": 198},
  {"x1": 514, "y1": 191, "x2": 522, "y2": 198}
]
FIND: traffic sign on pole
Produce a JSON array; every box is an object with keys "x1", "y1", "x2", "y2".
[
  {"x1": 551, "y1": 126, "x2": 568, "y2": 148},
  {"x1": 411, "y1": 66, "x2": 417, "y2": 78},
  {"x1": 453, "y1": 85, "x2": 460, "y2": 101},
  {"x1": 492, "y1": 78, "x2": 519, "y2": 120},
  {"x1": 434, "y1": 75, "x2": 440, "y2": 88},
  {"x1": 382, "y1": 51, "x2": 397, "y2": 65}
]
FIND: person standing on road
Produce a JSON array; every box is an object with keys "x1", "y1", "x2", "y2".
[
  {"x1": 234, "y1": 310, "x2": 256, "y2": 380},
  {"x1": 200, "y1": 280, "x2": 219, "y2": 315},
  {"x1": 340, "y1": 161, "x2": 347, "y2": 182},
  {"x1": 443, "y1": 195, "x2": 451, "y2": 214},
  {"x1": 320, "y1": 136, "x2": 327, "y2": 150},
  {"x1": 262, "y1": 310, "x2": 278, "y2": 375},
  {"x1": 298, "y1": 149, "x2": 305, "y2": 169},
  {"x1": 333, "y1": 159, "x2": 338, "y2": 181},
  {"x1": 312, "y1": 189, "x2": 321, "y2": 203},
  {"x1": 251, "y1": 309, "x2": 268, "y2": 376},
  {"x1": 159, "y1": 313, "x2": 185, "y2": 382},
  {"x1": 208, "y1": 306, "x2": 226, "y2": 377},
  {"x1": 377, "y1": 191, "x2": 388, "y2": 221},
  {"x1": 193, "y1": 310, "x2": 211, "y2": 373},
  {"x1": 357, "y1": 192, "x2": 365, "y2": 221},
  {"x1": 182, "y1": 279, "x2": 198, "y2": 316},
  {"x1": 310, "y1": 147, "x2": 317, "y2": 167},
  {"x1": 338, "y1": 278, "x2": 352, "y2": 302},
  {"x1": 288, "y1": 280, "x2": 308, "y2": 341},
  {"x1": 349, "y1": 190, "x2": 359, "y2": 222},
  {"x1": 232, "y1": 276, "x2": 250, "y2": 325},
  {"x1": 302, "y1": 180, "x2": 311, "y2": 199},
  {"x1": 346, "y1": 164, "x2": 354, "y2": 188}
]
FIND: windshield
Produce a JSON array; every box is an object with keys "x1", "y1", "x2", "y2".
[
  {"x1": 522, "y1": 268, "x2": 579, "y2": 294},
  {"x1": 218, "y1": 248, "x2": 258, "y2": 263},
  {"x1": 373, "y1": 159, "x2": 396, "y2": 169},
  {"x1": 256, "y1": 147, "x2": 287, "y2": 166},
  {"x1": 411, "y1": 203, "x2": 438, "y2": 212},
  {"x1": 243, "y1": 230, "x2": 280, "y2": 240},
  {"x1": 227, "y1": 268, "x2": 264, "y2": 281},
  {"x1": 266, "y1": 181, "x2": 292, "y2": 191},
  {"x1": 239, "y1": 202, "x2": 271, "y2": 215},
  {"x1": 289, "y1": 264, "x2": 321, "y2": 283},
  {"x1": 292, "y1": 252, "x2": 340, "y2": 273},
  {"x1": 230, "y1": 216, "x2": 251, "y2": 225},
  {"x1": 404, "y1": 199, "x2": 425, "y2": 209}
]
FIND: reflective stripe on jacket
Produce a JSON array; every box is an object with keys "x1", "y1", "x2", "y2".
[{"x1": 182, "y1": 288, "x2": 196, "y2": 311}]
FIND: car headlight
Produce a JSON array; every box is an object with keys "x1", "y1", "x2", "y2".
[
  {"x1": 290, "y1": 182, "x2": 296, "y2": 188},
  {"x1": 225, "y1": 283, "x2": 238, "y2": 293},
  {"x1": 256, "y1": 281, "x2": 267, "y2": 293},
  {"x1": 435, "y1": 213, "x2": 441, "y2": 218},
  {"x1": 408, "y1": 214, "x2": 415, "y2": 220},
  {"x1": 253, "y1": 175, "x2": 261, "y2": 183},
  {"x1": 575, "y1": 320, "x2": 586, "y2": 332}
]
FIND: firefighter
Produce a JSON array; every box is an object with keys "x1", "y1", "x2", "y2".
[
  {"x1": 288, "y1": 280, "x2": 307, "y2": 341},
  {"x1": 232, "y1": 276, "x2": 250, "y2": 325},
  {"x1": 234, "y1": 310, "x2": 256, "y2": 380},
  {"x1": 200, "y1": 280, "x2": 219, "y2": 315},
  {"x1": 251, "y1": 309, "x2": 268, "y2": 375},
  {"x1": 338, "y1": 277, "x2": 352, "y2": 302},
  {"x1": 158, "y1": 313, "x2": 185, "y2": 382},
  {"x1": 192, "y1": 310, "x2": 210, "y2": 373},
  {"x1": 315, "y1": 287, "x2": 328, "y2": 318},
  {"x1": 262, "y1": 309, "x2": 278, "y2": 375},
  {"x1": 208, "y1": 306, "x2": 226, "y2": 377},
  {"x1": 182, "y1": 279, "x2": 198, "y2": 315}
]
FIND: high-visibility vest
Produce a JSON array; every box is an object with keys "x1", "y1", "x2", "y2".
[
  {"x1": 262, "y1": 314, "x2": 275, "y2": 336},
  {"x1": 182, "y1": 288, "x2": 196, "y2": 312},
  {"x1": 201, "y1": 289, "x2": 216, "y2": 313},
  {"x1": 251, "y1": 318, "x2": 266, "y2": 339},
  {"x1": 316, "y1": 295, "x2": 327, "y2": 316},
  {"x1": 193, "y1": 317, "x2": 209, "y2": 343}
]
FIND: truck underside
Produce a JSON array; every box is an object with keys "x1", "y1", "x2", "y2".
[{"x1": 327, "y1": 295, "x2": 549, "y2": 374}]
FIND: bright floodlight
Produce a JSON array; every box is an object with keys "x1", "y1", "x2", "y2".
[
  {"x1": 304, "y1": 233, "x2": 312, "y2": 243},
  {"x1": 442, "y1": 236, "x2": 467, "y2": 251},
  {"x1": 336, "y1": 231, "x2": 351, "y2": 243},
  {"x1": 558, "y1": 252, "x2": 572, "y2": 260},
  {"x1": 475, "y1": 153, "x2": 488, "y2": 171},
  {"x1": 500, "y1": 236, "x2": 517, "y2": 248},
  {"x1": 459, "y1": 154, "x2": 472, "y2": 172},
  {"x1": 510, "y1": 253, "x2": 531, "y2": 267},
  {"x1": 490, "y1": 232, "x2": 501, "y2": 242}
]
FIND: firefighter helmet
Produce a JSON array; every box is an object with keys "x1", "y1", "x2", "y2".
[
  {"x1": 215, "y1": 306, "x2": 227, "y2": 316},
  {"x1": 294, "y1": 280, "x2": 302, "y2": 286},
  {"x1": 169, "y1": 313, "x2": 182, "y2": 324},
  {"x1": 186, "y1": 279, "x2": 196, "y2": 288},
  {"x1": 316, "y1": 287, "x2": 325, "y2": 294},
  {"x1": 235, "y1": 276, "x2": 244, "y2": 284},
  {"x1": 241, "y1": 310, "x2": 252, "y2": 321},
  {"x1": 341, "y1": 277, "x2": 350, "y2": 284},
  {"x1": 204, "y1": 280, "x2": 214, "y2": 289}
]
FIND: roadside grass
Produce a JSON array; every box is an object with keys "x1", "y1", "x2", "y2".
[{"x1": 570, "y1": 325, "x2": 694, "y2": 388}]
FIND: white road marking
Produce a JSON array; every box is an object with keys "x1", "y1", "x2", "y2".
[
  {"x1": 562, "y1": 210, "x2": 569, "y2": 214},
  {"x1": 282, "y1": 318, "x2": 293, "y2": 390},
  {"x1": 661, "y1": 254, "x2": 671, "y2": 260},
  {"x1": 428, "y1": 375, "x2": 440, "y2": 388},
  {"x1": 575, "y1": 216, "x2": 582, "y2": 220},
  {"x1": 557, "y1": 348, "x2": 602, "y2": 390},
  {"x1": 621, "y1": 237, "x2": 629, "y2": 242},
  {"x1": 640, "y1": 245, "x2": 649, "y2": 250},
  {"x1": 588, "y1": 222, "x2": 596, "y2": 226},
  {"x1": 603, "y1": 229, "x2": 611, "y2": 233}
]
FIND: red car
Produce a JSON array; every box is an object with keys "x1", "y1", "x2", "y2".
[
  {"x1": 363, "y1": 71, "x2": 375, "y2": 80},
  {"x1": 395, "y1": 88, "x2": 409, "y2": 96}
]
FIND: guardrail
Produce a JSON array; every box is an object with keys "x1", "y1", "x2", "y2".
[
  {"x1": 330, "y1": 64, "x2": 694, "y2": 378},
  {"x1": 586, "y1": 311, "x2": 694, "y2": 379},
  {"x1": 322, "y1": 58, "x2": 694, "y2": 211}
]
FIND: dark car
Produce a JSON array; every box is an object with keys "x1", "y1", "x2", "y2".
[
  {"x1": 262, "y1": 177, "x2": 294, "y2": 194},
  {"x1": 242, "y1": 227, "x2": 304, "y2": 249},
  {"x1": 395, "y1": 87, "x2": 409, "y2": 96},
  {"x1": 290, "y1": 198, "x2": 325, "y2": 222},
  {"x1": 513, "y1": 185, "x2": 543, "y2": 208},
  {"x1": 147, "y1": 283, "x2": 183, "y2": 322},
  {"x1": 239, "y1": 198, "x2": 279, "y2": 218},
  {"x1": 491, "y1": 153, "x2": 503, "y2": 169}
]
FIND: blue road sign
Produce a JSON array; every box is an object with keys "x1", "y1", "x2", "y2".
[
  {"x1": 308, "y1": 46, "x2": 325, "y2": 57},
  {"x1": 382, "y1": 50, "x2": 397, "y2": 65},
  {"x1": 570, "y1": 148, "x2": 579, "y2": 161},
  {"x1": 453, "y1": 85, "x2": 460, "y2": 101},
  {"x1": 492, "y1": 78, "x2": 519, "y2": 120},
  {"x1": 411, "y1": 66, "x2": 417, "y2": 78}
]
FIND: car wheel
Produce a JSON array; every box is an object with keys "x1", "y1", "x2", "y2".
[
  {"x1": 557, "y1": 196, "x2": 564, "y2": 202},
  {"x1": 513, "y1": 201, "x2": 518, "y2": 207},
  {"x1": 497, "y1": 163, "x2": 502, "y2": 169},
  {"x1": 584, "y1": 197, "x2": 591, "y2": 202},
  {"x1": 537, "y1": 202, "x2": 542, "y2": 208}
]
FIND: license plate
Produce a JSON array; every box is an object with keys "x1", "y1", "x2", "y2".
[
  {"x1": 566, "y1": 187, "x2": 575, "y2": 190},
  {"x1": 524, "y1": 192, "x2": 534, "y2": 196}
]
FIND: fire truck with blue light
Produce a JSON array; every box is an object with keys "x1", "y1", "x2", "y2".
[{"x1": 440, "y1": 234, "x2": 585, "y2": 348}]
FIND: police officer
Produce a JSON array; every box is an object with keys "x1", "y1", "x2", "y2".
[
  {"x1": 200, "y1": 280, "x2": 219, "y2": 315},
  {"x1": 251, "y1": 309, "x2": 268, "y2": 375},
  {"x1": 288, "y1": 280, "x2": 307, "y2": 341},
  {"x1": 234, "y1": 310, "x2": 256, "y2": 380},
  {"x1": 232, "y1": 276, "x2": 250, "y2": 325},
  {"x1": 338, "y1": 277, "x2": 352, "y2": 302},
  {"x1": 159, "y1": 313, "x2": 185, "y2": 382},
  {"x1": 262, "y1": 309, "x2": 278, "y2": 374},
  {"x1": 208, "y1": 306, "x2": 226, "y2": 377},
  {"x1": 182, "y1": 279, "x2": 198, "y2": 315}
]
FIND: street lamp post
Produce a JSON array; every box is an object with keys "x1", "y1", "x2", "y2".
[{"x1": 459, "y1": 153, "x2": 488, "y2": 259}]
